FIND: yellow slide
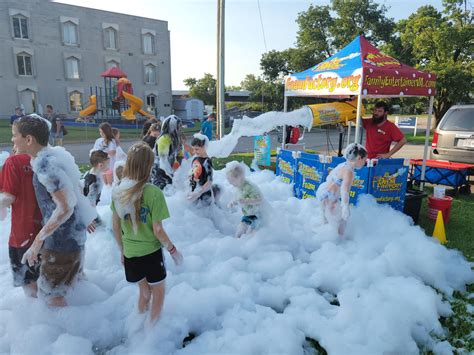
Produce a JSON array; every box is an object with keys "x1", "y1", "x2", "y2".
[
  {"x1": 122, "y1": 91, "x2": 155, "y2": 121},
  {"x1": 307, "y1": 99, "x2": 364, "y2": 127},
  {"x1": 79, "y1": 95, "x2": 97, "y2": 117}
]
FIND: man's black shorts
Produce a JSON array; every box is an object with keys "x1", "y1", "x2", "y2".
[
  {"x1": 123, "y1": 248, "x2": 167, "y2": 285},
  {"x1": 9, "y1": 246, "x2": 40, "y2": 287}
]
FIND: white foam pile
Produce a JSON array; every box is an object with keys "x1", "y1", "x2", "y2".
[{"x1": 0, "y1": 165, "x2": 472, "y2": 354}]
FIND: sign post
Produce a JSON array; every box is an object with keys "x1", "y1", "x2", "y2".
[{"x1": 395, "y1": 116, "x2": 418, "y2": 137}]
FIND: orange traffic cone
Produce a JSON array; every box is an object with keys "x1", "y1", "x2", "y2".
[{"x1": 432, "y1": 210, "x2": 447, "y2": 244}]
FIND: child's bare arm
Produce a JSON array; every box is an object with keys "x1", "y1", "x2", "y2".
[
  {"x1": 0, "y1": 192, "x2": 15, "y2": 208},
  {"x1": 22, "y1": 188, "x2": 74, "y2": 266},
  {"x1": 152, "y1": 221, "x2": 174, "y2": 250},
  {"x1": 238, "y1": 197, "x2": 262, "y2": 205},
  {"x1": 112, "y1": 212, "x2": 123, "y2": 253},
  {"x1": 153, "y1": 221, "x2": 183, "y2": 265},
  {"x1": 187, "y1": 180, "x2": 212, "y2": 201}
]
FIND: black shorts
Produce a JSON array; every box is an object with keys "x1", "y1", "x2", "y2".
[
  {"x1": 9, "y1": 246, "x2": 40, "y2": 287},
  {"x1": 123, "y1": 248, "x2": 167, "y2": 285}
]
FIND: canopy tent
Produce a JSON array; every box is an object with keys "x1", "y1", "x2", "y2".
[{"x1": 284, "y1": 35, "x2": 437, "y2": 185}]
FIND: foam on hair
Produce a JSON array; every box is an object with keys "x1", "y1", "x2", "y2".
[
  {"x1": 29, "y1": 113, "x2": 52, "y2": 131},
  {"x1": 191, "y1": 133, "x2": 209, "y2": 149},
  {"x1": 343, "y1": 143, "x2": 367, "y2": 161},
  {"x1": 225, "y1": 160, "x2": 245, "y2": 177}
]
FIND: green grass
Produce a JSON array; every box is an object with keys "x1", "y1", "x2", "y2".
[
  {"x1": 211, "y1": 150, "x2": 318, "y2": 171},
  {"x1": 0, "y1": 119, "x2": 208, "y2": 144},
  {"x1": 406, "y1": 132, "x2": 434, "y2": 145},
  {"x1": 415, "y1": 188, "x2": 474, "y2": 353},
  {"x1": 417, "y1": 188, "x2": 474, "y2": 261},
  {"x1": 440, "y1": 285, "x2": 474, "y2": 353},
  {"x1": 0, "y1": 120, "x2": 13, "y2": 144}
]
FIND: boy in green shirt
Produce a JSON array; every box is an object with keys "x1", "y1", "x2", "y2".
[{"x1": 226, "y1": 162, "x2": 263, "y2": 238}]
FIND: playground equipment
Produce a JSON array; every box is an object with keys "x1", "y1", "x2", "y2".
[
  {"x1": 79, "y1": 95, "x2": 97, "y2": 117},
  {"x1": 78, "y1": 67, "x2": 154, "y2": 121},
  {"x1": 121, "y1": 91, "x2": 154, "y2": 121}
]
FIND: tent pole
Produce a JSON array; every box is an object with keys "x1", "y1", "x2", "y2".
[
  {"x1": 282, "y1": 95, "x2": 288, "y2": 149},
  {"x1": 420, "y1": 96, "x2": 434, "y2": 190},
  {"x1": 347, "y1": 121, "x2": 352, "y2": 146},
  {"x1": 354, "y1": 95, "x2": 363, "y2": 143}
]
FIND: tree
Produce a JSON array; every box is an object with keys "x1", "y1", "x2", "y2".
[
  {"x1": 330, "y1": 0, "x2": 394, "y2": 49},
  {"x1": 240, "y1": 74, "x2": 284, "y2": 111},
  {"x1": 183, "y1": 73, "x2": 217, "y2": 106},
  {"x1": 225, "y1": 85, "x2": 241, "y2": 91},
  {"x1": 394, "y1": 2, "x2": 473, "y2": 122},
  {"x1": 260, "y1": 0, "x2": 395, "y2": 80}
]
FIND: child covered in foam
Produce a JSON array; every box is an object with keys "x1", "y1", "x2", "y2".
[
  {"x1": 226, "y1": 162, "x2": 263, "y2": 238},
  {"x1": 316, "y1": 143, "x2": 367, "y2": 235},
  {"x1": 187, "y1": 133, "x2": 219, "y2": 205}
]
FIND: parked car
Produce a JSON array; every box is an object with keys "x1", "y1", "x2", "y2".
[
  {"x1": 180, "y1": 117, "x2": 195, "y2": 128},
  {"x1": 431, "y1": 105, "x2": 474, "y2": 164}
]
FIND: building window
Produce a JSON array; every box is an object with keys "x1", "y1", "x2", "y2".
[
  {"x1": 63, "y1": 22, "x2": 78, "y2": 45},
  {"x1": 105, "y1": 28, "x2": 117, "y2": 49},
  {"x1": 17, "y1": 53, "x2": 32, "y2": 76},
  {"x1": 145, "y1": 64, "x2": 156, "y2": 84},
  {"x1": 12, "y1": 15, "x2": 29, "y2": 39},
  {"x1": 146, "y1": 94, "x2": 157, "y2": 112},
  {"x1": 143, "y1": 33, "x2": 154, "y2": 54},
  {"x1": 69, "y1": 91, "x2": 83, "y2": 112},
  {"x1": 106, "y1": 60, "x2": 119, "y2": 69},
  {"x1": 66, "y1": 57, "x2": 80, "y2": 79}
]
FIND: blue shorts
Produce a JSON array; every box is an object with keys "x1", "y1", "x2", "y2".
[{"x1": 241, "y1": 215, "x2": 259, "y2": 229}]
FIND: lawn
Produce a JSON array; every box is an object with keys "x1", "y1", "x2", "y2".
[
  {"x1": 0, "y1": 119, "x2": 204, "y2": 145},
  {"x1": 406, "y1": 132, "x2": 434, "y2": 145},
  {"x1": 417, "y1": 189, "x2": 474, "y2": 261}
]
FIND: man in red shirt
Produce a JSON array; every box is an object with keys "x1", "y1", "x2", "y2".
[
  {"x1": 362, "y1": 102, "x2": 407, "y2": 159},
  {"x1": 0, "y1": 150, "x2": 42, "y2": 297}
]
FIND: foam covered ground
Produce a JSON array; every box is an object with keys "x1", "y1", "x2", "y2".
[{"x1": 0, "y1": 165, "x2": 472, "y2": 354}]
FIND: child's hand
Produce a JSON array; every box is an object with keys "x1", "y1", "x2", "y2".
[
  {"x1": 341, "y1": 204, "x2": 350, "y2": 221},
  {"x1": 87, "y1": 220, "x2": 97, "y2": 234},
  {"x1": 187, "y1": 191, "x2": 199, "y2": 202},
  {"x1": 21, "y1": 240, "x2": 43, "y2": 267},
  {"x1": 169, "y1": 246, "x2": 183, "y2": 266}
]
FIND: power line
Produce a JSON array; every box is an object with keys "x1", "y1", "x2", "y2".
[{"x1": 256, "y1": 0, "x2": 267, "y2": 52}]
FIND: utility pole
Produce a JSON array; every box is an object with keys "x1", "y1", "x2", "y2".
[{"x1": 216, "y1": 0, "x2": 225, "y2": 139}]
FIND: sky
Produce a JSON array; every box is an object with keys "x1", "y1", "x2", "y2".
[{"x1": 56, "y1": 0, "x2": 443, "y2": 90}]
